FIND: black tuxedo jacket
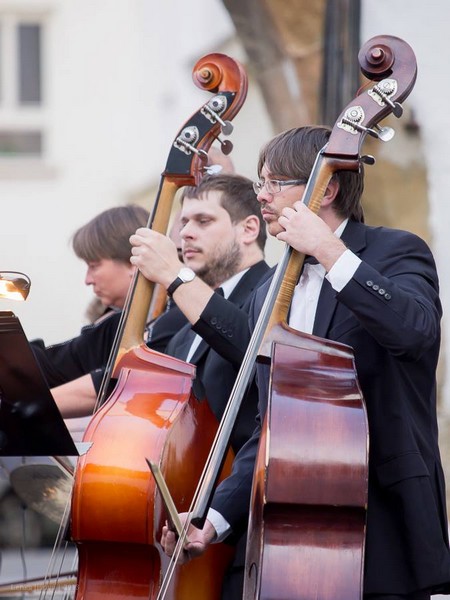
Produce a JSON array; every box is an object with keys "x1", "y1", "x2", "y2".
[
  {"x1": 31, "y1": 303, "x2": 187, "y2": 391},
  {"x1": 211, "y1": 221, "x2": 450, "y2": 595},
  {"x1": 165, "y1": 260, "x2": 271, "y2": 454}
]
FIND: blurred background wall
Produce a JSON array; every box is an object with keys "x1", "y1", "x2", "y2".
[{"x1": 1, "y1": 1, "x2": 450, "y2": 440}]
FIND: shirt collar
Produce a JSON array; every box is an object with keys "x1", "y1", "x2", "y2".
[
  {"x1": 219, "y1": 268, "x2": 249, "y2": 299},
  {"x1": 334, "y1": 218, "x2": 348, "y2": 238}
]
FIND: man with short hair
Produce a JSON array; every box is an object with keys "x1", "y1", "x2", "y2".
[
  {"x1": 131, "y1": 174, "x2": 268, "y2": 453},
  {"x1": 161, "y1": 126, "x2": 450, "y2": 600}
]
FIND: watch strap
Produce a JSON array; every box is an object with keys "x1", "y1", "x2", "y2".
[{"x1": 167, "y1": 277, "x2": 184, "y2": 297}]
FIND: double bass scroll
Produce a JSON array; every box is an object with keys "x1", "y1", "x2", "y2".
[{"x1": 112, "y1": 52, "x2": 248, "y2": 371}]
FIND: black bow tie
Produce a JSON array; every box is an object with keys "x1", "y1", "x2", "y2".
[{"x1": 304, "y1": 255, "x2": 319, "y2": 265}]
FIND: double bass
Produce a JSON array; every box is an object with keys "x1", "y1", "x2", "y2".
[
  {"x1": 69, "y1": 53, "x2": 247, "y2": 600},
  {"x1": 245, "y1": 35, "x2": 418, "y2": 600},
  {"x1": 159, "y1": 35, "x2": 417, "y2": 600}
]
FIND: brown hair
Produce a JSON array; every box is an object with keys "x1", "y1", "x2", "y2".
[
  {"x1": 257, "y1": 126, "x2": 365, "y2": 222},
  {"x1": 181, "y1": 174, "x2": 267, "y2": 250},
  {"x1": 72, "y1": 204, "x2": 149, "y2": 263}
]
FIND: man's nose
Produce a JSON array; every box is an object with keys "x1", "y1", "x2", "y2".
[
  {"x1": 257, "y1": 188, "x2": 271, "y2": 203},
  {"x1": 85, "y1": 268, "x2": 94, "y2": 285},
  {"x1": 180, "y1": 222, "x2": 194, "y2": 239}
]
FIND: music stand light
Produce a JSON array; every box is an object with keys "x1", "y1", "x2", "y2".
[{"x1": 0, "y1": 271, "x2": 31, "y2": 301}]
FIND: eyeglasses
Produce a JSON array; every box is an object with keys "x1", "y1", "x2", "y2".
[{"x1": 252, "y1": 178, "x2": 307, "y2": 195}]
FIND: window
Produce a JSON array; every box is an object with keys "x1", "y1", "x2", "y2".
[
  {"x1": 18, "y1": 23, "x2": 42, "y2": 105},
  {"x1": 0, "y1": 14, "x2": 45, "y2": 159}
]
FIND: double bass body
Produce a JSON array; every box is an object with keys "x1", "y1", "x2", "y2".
[
  {"x1": 244, "y1": 327, "x2": 368, "y2": 600},
  {"x1": 71, "y1": 347, "x2": 233, "y2": 600}
]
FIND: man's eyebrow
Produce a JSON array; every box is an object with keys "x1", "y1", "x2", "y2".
[{"x1": 181, "y1": 211, "x2": 214, "y2": 222}]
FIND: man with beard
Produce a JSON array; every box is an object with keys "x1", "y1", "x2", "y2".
[{"x1": 130, "y1": 173, "x2": 270, "y2": 454}]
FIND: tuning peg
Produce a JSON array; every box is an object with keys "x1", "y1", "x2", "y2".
[
  {"x1": 374, "y1": 125, "x2": 395, "y2": 142},
  {"x1": 201, "y1": 95, "x2": 234, "y2": 135},
  {"x1": 341, "y1": 118, "x2": 379, "y2": 140},
  {"x1": 377, "y1": 93, "x2": 403, "y2": 118},
  {"x1": 390, "y1": 102, "x2": 403, "y2": 118},
  {"x1": 210, "y1": 112, "x2": 233, "y2": 136},
  {"x1": 365, "y1": 124, "x2": 395, "y2": 142},
  {"x1": 218, "y1": 138, "x2": 233, "y2": 155},
  {"x1": 361, "y1": 155, "x2": 376, "y2": 165},
  {"x1": 341, "y1": 117, "x2": 394, "y2": 144},
  {"x1": 204, "y1": 164, "x2": 223, "y2": 175},
  {"x1": 221, "y1": 120, "x2": 234, "y2": 136},
  {"x1": 369, "y1": 80, "x2": 403, "y2": 118}
]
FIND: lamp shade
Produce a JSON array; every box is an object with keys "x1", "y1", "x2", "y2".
[{"x1": 0, "y1": 272, "x2": 31, "y2": 301}]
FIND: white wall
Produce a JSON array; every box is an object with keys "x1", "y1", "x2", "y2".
[
  {"x1": 7, "y1": 0, "x2": 444, "y2": 387},
  {"x1": 0, "y1": 0, "x2": 273, "y2": 345}
]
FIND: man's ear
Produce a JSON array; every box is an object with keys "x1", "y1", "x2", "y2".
[
  {"x1": 321, "y1": 178, "x2": 340, "y2": 208},
  {"x1": 241, "y1": 214, "x2": 260, "y2": 244}
]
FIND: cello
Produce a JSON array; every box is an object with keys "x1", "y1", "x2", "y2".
[
  {"x1": 159, "y1": 35, "x2": 417, "y2": 600},
  {"x1": 69, "y1": 53, "x2": 247, "y2": 600}
]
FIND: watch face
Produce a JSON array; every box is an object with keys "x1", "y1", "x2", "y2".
[{"x1": 179, "y1": 267, "x2": 195, "y2": 282}]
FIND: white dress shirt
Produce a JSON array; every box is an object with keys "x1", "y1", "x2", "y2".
[{"x1": 288, "y1": 219, "x2": 361, "y2": 332}]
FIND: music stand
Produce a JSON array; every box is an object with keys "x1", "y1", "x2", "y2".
[{"x1": 0, "y1": 311, "x2": 78, "y2": 456}]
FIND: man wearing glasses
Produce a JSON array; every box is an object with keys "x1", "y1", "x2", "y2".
[{"x1": 161, "y1": 126, "x2": 450, "y2": 600}]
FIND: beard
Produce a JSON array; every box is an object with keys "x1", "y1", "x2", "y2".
[{"x1": 195, "y1": 239, "x2": 242, "y2": 288}]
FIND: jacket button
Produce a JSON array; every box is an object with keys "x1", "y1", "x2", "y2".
[
  {"x1": 378, "y1": 288, "x2": 385, "y2": 295},
  {"x1": 384, "y1": 293, "x2": 391, "y2": 300},
  {"x1": 372, "y1": 284, "x2": 379, "y2": 291},
  {"x1": 211, "y1": 317, "x2": 217, "y2": 325},
  {"x1": 366, "y1": 280, "x2": 373, "y2": 287}
]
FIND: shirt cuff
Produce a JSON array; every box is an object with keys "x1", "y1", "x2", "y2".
[
  {"x1": 207, "y1": 508, "x2": 232, "y2": 543},
  {"x1": 326, "y1": 249, "x2": 361, "y2": 292}
]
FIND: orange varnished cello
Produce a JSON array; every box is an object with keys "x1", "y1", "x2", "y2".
[
  {"x1": 159, "y1": 35, "x2": 418, "y2": 600},
  {"x1": 69, "y1": 53, "x2": 247, "y2": 600}
]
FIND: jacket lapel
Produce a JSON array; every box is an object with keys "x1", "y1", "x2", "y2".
[
  {"x1": 228, "y1": 260, "x2": 271, "y2": 308},
  {"x1": 170, "y1": 324, "x2": 198, "y2": 361}
]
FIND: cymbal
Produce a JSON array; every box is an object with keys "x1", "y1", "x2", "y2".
[{"x1": 9, "y1": 464, "x2": 72, "y2": 524}]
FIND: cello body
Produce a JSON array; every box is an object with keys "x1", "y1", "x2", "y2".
[
  {"x1": 244, "y1": 327, "x2": 368, "y2": 600},
  {"x1": 71, "y1": 346, "x2": 234, "y2": 600}
]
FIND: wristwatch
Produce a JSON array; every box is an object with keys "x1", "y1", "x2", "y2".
[{"x1": 167, "y1": 267, "x2": 196, "y2": 297}]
